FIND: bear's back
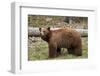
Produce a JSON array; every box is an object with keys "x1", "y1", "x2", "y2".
[
  {"x1": 50, "y1": 28, "x2": 81, "y2": 48},
  {"x1": 51, "y1": 28, "x2": 80, "y2": 39}
]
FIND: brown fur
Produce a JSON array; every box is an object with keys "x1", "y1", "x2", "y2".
[{"x1": 39, "y1": 27, "x2": 82, "y2": 58}]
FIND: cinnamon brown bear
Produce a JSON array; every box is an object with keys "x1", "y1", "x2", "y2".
[{"x1": 39, "y1": 27, "x2": 82, "y2": 58}]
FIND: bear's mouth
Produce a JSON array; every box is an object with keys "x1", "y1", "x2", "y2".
[
  {"x1": 41, "y1": 35, "x2": 50, "y2": 42},
  {"x1": 41, "y1": 35, "x2": 47, "y2": 39}
]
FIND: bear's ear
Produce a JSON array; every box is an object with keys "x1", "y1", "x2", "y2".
[
  {"x1": 47, "y1": 27, "x2": 50, "y2": 31},
  {"x1": 39, "y1": 28, "x2": 41, "y2": 32}
]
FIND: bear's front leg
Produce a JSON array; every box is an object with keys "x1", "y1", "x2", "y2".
[
  {"x1": 68, "y1": 48, "x2": 74, "y2": 54},
  {"x1": 49, "y1": 43, "x2": 57, "y2": 58}
]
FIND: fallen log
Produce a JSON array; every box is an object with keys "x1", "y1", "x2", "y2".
[
  {"x1": 28, "y1": 27, "x2": 88, "y2": 37},
  {"x1": 76, "y1": 29, "x2": 88, "y2": 37},
  {"x1": 28, "y1": 27, "x2": 40, "y2": 37}
]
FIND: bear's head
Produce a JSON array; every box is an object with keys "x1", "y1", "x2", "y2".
[{"x1": 39, "y1": 27, "x2": 51, "y2": 42}]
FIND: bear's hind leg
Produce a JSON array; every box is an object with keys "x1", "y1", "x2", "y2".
[
  {"x1": 57, "y1": 48, "x2": 61, "y2": 56},
  {"x1": 74, "y1": 48, "x2": 82, "y2": 56}
]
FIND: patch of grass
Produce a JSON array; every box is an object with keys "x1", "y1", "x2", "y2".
[
  {"x1": 28, "y1": 37, "x2": 88, "y2": 61},
  {"x1": 28, "y1": 41, "x2": 48, "y2": 60}
]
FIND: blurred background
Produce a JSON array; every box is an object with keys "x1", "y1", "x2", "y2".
[{"x1": 28, "y1": 15, "x2": 88, "y2": 28}]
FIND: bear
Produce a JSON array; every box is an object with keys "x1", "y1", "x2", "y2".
[{"x1": 39, "y1": 27, "x2": 82, "y2": 58}]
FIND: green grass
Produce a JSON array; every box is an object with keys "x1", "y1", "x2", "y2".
[
  {"x1": 28, "y1": 37, "x2": 88, "y2": 61},
  {"x1": 28, "y1": 41, "x2": 48, "y2": 60}
]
